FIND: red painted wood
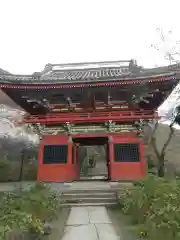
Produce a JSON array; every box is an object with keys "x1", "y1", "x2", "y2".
[
  {"x1": 37, "y1": 135, "x2": 74, "y2": 182},
  {"x1": 0, "y1": 74, "x2": 175, "y2": 89},
  {"x1": 37, "y1": 133, "x2": 146, "y2": 182},
  {"x1": 51, "y1": 103, "x2": 130, "y2": 109},
  {"x1": 108, "y1": 140, "x2": 113, "y2": 180},
  {"x1": 72, "y1": 143, "x2": 80, "y2": 180},
  {"x1": 110, "y1": 163, "x2": 144, "y2": 181},
  {"x1": 109, "y1": 136, "x2": 146, "y2": 181},
  {"x1": 37, "y1": 164, "x2": 71, "y2": 182},
  {"x1": 24, "y1": 110, "x2": 158, "y2": 124}
]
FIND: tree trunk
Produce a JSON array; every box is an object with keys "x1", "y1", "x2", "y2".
[
  {"x1": 157, "y1": 159, "x2": 165, "y2": 177},
  {"x1": 149, "y1": 122, "x2": 174, "y2": 178}
]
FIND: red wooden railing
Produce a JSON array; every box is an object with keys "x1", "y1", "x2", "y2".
[
  {"x1": 24, "y1": 110, "x2": 158, "y2": 124},
  {"x1": 51, "y1": 102, "x2": 129, "y2": 109}
]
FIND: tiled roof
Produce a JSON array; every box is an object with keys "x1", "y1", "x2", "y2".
[
  {"x1": 47, "y1": 68, "x2": 131, "y2": 79},
  {"x1": 0, "y1": 60, "x2": 177, "y2": 83},
  {"x1": 41, "y1": 60, "x2": 139, "y2": 80},
  {"x1": 0, "y1": 68, "x2": 12, "y2": 75}
]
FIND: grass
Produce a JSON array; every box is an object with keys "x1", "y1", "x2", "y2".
[{"x1": 107, "y1": 205, "x2": 140, "y2": 240}]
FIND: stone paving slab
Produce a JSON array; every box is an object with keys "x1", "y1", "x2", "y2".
[
  {"x1": 88, "y1": 206, "x2": 112, "y2": 224},
  {"x1": 66, "y1": 207, "x2": 89, "y2": 225},
  {"x1": 63, "y1": 225, "x2": 98, "y2": 240},
  {"x1": 96, "y1": 223, "x2": 120, "y2": 240},
  {"x1": 62, "y1": 206, "x2": 120, "y2": 240}
]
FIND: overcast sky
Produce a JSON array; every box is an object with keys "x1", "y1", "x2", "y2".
[{"x1": 0, "y1": 0, "x2": 179, "y2": 74}]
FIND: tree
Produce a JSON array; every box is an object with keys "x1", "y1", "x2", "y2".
[
  {"x1": 151, "y1": 28, "x2": 180, "y2": 66},
  {"x1": 148, "y1": 121, "x2": 174, "y2": 177},
  {"x1": 148, "y1": 28, "x2": 180, "y2": 177}
]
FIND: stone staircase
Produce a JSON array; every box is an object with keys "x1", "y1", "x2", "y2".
[{"x1": 60, "y1": 188, "x2": 118, "y2": 207}]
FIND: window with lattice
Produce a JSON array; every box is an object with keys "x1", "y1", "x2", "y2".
[
  {"x1": 43, "y1": 145, "x2": 68, "y2": 164},
  {"x1": 114, "y1": 143, "x2": 140, "y2": 162}
]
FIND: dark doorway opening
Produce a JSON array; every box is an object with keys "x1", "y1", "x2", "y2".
[{"x1": 73, "y1": 137, "x2": 109, "y2": 180}]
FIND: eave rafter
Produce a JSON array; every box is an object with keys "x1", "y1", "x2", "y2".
[{"x1": 22, "y1": 96, "x2": 52, "y2": 113}]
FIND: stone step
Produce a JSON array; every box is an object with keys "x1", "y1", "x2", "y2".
[
  {"x1": 63, "y1": 197, "x2": 116, "y2": 203},
  {"x1": 57, "y1": 182, "x2": 132, "y2": 207},
  {"x1": 60, "y1": 189, "x2": 118, "y2": 194},
  {"x1": 60, "y1": 189, "x2": 129, "y2": 197},
  {"x1": 60, "y1": 202, "x2": 117, "y2": 207},
  {"x1": 61, "y1": 192, "x2": 116, "y2": 197},
  {"x1": 60, "y1": 188, "x2": 118, "y2": 206}
]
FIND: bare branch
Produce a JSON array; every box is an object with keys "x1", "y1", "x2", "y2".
[
  {"x1": 152, "y1": 121, "x2": 159, "y2": 136},
  {"x1": 159, "y1": 30, "x2": 165, "y2": 42},
  {"x1": 148, "y1": 121, "x2": 161, "y2": 159},
  {"x1": 151, "y1": 137, "x2": 161, "y2": 159},
  {"x1": 151, "y1": 44, "x2": 160, "y2": 50},
  {"x1": 161, "y1": 127, "x2": 174, "y2": 155},
  {"x1": 148, "y1": 121, "x2": 159, "y2": 143},
  {"x1": 151, "y1": 28, "x2": 180, "y2": 65},
  {"x1": 168, "y1": 29, "x2": 172, "y2": 35}
]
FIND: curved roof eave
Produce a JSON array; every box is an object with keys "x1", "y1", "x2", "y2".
[
  {"x1": 0, "y1": 71, "x2": 177, "y2": 85},
  {"x1": 0, "y1": 61, "x2": 178, "y2": 84}
]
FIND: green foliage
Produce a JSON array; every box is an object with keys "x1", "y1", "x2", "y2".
[
  {"x1": 23, "y1": 160, "x2": 37, "y2": 180},
  {"x1": 0, "y1": 184, "x2": 61, "y2": 239},
  {"x1": 119, "y1": 175, "x2": 180, "y2": 240},
  {"x1": 0, "y1": 159, "x2": 37, "y2": 182},
  {"x1": 0, "y1": 160, "x2": 11, "y2": 181}
]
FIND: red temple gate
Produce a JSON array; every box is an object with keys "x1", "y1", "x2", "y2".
[
  {"x1": 37, "y1": 132, "x2": 146, "y2": 182},
  {"x1": 0, "y1": 60, "x2": 178, "y2": 182}
]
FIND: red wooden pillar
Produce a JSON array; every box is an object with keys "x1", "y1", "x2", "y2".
[
  {"x1": 68, "y1": 136, "x2": 73, "y2": 165},
  {"x1": 67, "y1": 136, "x2": 75, "y2": 182},
  {"x1": 108, "y1": 136, "x2": 114, "y2": 180}
]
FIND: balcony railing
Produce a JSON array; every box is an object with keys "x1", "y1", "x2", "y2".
[{"x1": 24, "y1": 110, "x2": 158, "y2": 124}]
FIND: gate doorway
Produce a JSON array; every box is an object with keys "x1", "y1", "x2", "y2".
[{"x1": 73, "y1": 137, "x2": 109, "y2": 180}]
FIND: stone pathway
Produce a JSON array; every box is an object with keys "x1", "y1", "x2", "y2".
[{"x1": 62, "y1": 206, "x2": 120, "y2": 240}]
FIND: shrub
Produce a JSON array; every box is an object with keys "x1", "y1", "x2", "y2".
[
  {"x1": 0, "y1": 183, "x2": 61, "y2": 239},
  {"x1": 0, "y1": 159, "x2": 37, "y2": 182},
  {"x1": 23, "y1": 161, "x2": 37, "y2": 180},
  {"x1": 0, "y1": 161, "x2": 11, "y2": 181},
  {"x1": 119, "y1": 175, "x2": 180, "y2": 240}
]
